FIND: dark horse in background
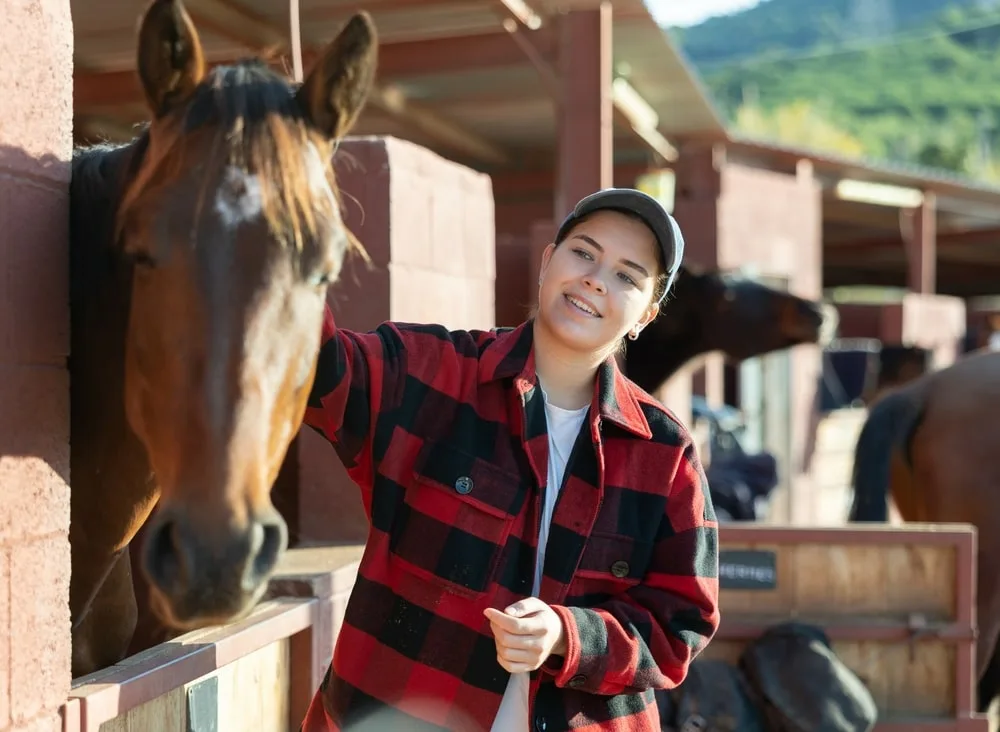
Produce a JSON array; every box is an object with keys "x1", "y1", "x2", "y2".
[
  {"x1": 624, "y1": 266, "x2": 832, "y2": 522},
  {"x1": 68, "y1": 0, "x2": 378, "y2": 677},
  {"x1": 625, "y1": 264, "x2": 833, "y2": 395},
  {"x1": 849, "y1": 348, "x2": 1000, "y2": 713}
]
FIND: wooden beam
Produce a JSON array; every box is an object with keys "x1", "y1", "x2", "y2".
[
  {"x1": 186, "y1": 0, "x2": 286, "y2": 50},
  {"x1": 828, "y1": 225, "x2": 1000, "y2": 251},
  {"x1": 492, "y1": 162, "x2": 654, "y2": 198},
  {"x1": 822, "y1": 198, "x2": 907, "y2": 230},
  {"x1": 610, "y1": 78, "x2": 677, "y2": 163},
  {"x1": 825, "y1": 260, "x2": 1000, "y2": 296},
  {"x1": 495, "y1": 11, "x2": 677, "y2": 164},
  {"x1": 369, "y1": 85, "x2": 509, "y2": 165},
  {"x1": 74, "y1": 30, "x2": 556, "y2": 111},
  {"x1": 308, "y1": 0, "x2": 475, "y2": 13},
  {"x1": 73, "y1": 10, "x2": 513, "y2": 166},
  {"x1": 496, "y1": 0, "x2": 543, "y2": 29}
]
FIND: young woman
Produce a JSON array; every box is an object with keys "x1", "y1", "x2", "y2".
[{"x1": 300, "y1": 188, "x2": 720, "y2": 732}]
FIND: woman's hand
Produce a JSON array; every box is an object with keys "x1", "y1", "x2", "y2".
[{"x1": 484, "y1": 597, "x2": 567, "y2": 673}]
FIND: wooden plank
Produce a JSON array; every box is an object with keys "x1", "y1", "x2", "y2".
[
  {"x1": 73, "y1": 600, "x2": 311, "y2": 731},
  {"x1": 95, "y1": 640, "x2": 290, "y2": 732}
]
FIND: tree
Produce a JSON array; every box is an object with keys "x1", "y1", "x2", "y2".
[{"x1": 733, "y1": 99, "x2": 867, "y2": 157}]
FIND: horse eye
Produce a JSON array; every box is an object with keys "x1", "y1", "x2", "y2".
[{"x1": 306, "y1": 270, "x2": 333, "y2": 289}]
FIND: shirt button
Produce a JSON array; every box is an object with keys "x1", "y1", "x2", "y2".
[
  {"x1": 454, "y1": 476, "x2": 473, "y2": 494},
  {"x1": 610, "y1": 560, "x2": 630, "y2": 578},
  {"x1": 534, "y1": 716, "x2": 547, "y2": 732},
  {"x1": 568, "y1": 674, "x2": 586, "y2": 687}
]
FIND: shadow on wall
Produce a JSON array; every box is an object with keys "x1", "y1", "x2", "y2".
[{"x1": 0, "y1": 143, "x2": 71, "y2": 472}]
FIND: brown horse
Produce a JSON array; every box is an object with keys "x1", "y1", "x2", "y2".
[
  {"x1": 624, "y1": 264, "x2": 834, "y2": 395},
  {"x1": 68, "y1": 0, "x2": 377, "y2": 677},
  {"x1": 848, "y1": 348, "x2": 1000, "y2": 712}
]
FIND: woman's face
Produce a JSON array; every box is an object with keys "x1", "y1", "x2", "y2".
[{"x1": 536, "y1": 210, "x2": 660, "y2": 357}]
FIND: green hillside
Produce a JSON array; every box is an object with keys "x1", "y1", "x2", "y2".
[
  {"x1": 673, "y1": 0, "x2": 976, "y2": 66},
  {"x1": 669, "y1": 0, "x2": 1000, "y2": 181}
]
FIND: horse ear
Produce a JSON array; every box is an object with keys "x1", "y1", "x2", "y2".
[
  {"x1": 296, "y1": 12, "x2": 378, "y2": 140},
  {"x1": 136, "y1": 0, "x2": 206, "y2": 118}
]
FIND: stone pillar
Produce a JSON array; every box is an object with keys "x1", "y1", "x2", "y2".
[{"x1": 0, "y1": 1, "x2": 74, "y2": 730}]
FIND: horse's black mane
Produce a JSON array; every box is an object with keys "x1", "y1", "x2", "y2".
[{"x1": 69, "y1": 135, "x2": 150, "y2": 307}]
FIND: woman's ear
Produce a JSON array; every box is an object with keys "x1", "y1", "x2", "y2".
[
  {"x1": 633, "y1": 301, "x2": 660, "y2": 336},
  {"x1": 537, "y1": 242, "x2": 556, "y2": 285}
]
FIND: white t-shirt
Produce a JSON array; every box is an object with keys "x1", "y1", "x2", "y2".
[{"x1": 490, "y1": 393, "x2": 589, "y2": 731}]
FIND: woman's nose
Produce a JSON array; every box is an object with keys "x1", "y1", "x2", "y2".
[{"x1": 583, "y1": 274, "x2": 607, "y2": 293}]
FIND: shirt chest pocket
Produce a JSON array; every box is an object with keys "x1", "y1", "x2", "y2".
[
  {"x1": 573, "y1": 532, "x2": 654, "y2": 595},
  {"x1": 389, "y1": 441, "x2": 526, "y2": 597}
]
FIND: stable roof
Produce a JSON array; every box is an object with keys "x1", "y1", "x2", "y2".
[{"x1": 72, "y1": 0, "x2": 727, "y2": 170}]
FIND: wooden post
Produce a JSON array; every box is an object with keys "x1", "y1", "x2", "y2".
[
  {"x1": 554, "y1": 1, "x2": 613, "y2": 219},
  {"x1": 906, "y1": 191, "x2": 937, "y2": 293}
]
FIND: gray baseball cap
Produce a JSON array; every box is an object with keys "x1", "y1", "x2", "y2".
[{"x1": 555, "y1": 187, "x2": 684, "y2": 302}]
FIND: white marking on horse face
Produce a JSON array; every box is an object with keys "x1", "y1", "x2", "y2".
[
  {"x1": 214, "y1": 165, "x2": 264, "y2": 228},
  {"x1": 206, "y1": 165, "x2": 263, "y2": 437}
]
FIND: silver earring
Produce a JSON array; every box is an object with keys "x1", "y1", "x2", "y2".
[{"x1": 628, "y1": 330, "x2": 639, "y2": 341}]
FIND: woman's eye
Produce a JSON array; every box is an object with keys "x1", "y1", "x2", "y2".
[
  {"x1": 572, "y1": 248, "x2": 594, "y2": 260},
  {"x1": 618, "y1": 272, "x2": 637, "y2": 286}
]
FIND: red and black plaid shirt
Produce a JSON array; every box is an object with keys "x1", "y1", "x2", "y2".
[{"x1": 299, "y1": 307, "x2": 720, "y2": 732}]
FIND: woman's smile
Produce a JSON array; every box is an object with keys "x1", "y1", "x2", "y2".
[{"x1": 564, "y1": 293, "x2": 602, "y2": 318}]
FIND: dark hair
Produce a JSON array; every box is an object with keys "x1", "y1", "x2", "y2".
[{"x1": 554, "y1": 209, "x2": 671, "y2": 304}]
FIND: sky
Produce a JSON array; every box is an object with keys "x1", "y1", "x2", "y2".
[{"x1": 644, "y1": 0, "x2": 763, "y2": 28}]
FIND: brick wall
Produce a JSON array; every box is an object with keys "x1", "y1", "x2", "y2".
[
  {"x1": 0, "y1": 1, "x2": 74, "y2": 730},
  {"x1": 293, "y1": 136, "x2": 496, "y2": 545}
]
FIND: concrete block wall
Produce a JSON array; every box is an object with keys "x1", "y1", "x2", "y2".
[
  {"x1": 0, "y1": 1, "x2": 74, "y2": 730},
  {"x1": 294, "y1": 136, "x2": 496, "y2": 545}
]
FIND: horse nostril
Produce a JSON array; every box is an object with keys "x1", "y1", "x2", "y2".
[
  {"x1": 246, "y1": 517, "x2": 287, "y2": 589},
  {"x1": 145, "y1": 519, "x2": 185, "y2": 592}
]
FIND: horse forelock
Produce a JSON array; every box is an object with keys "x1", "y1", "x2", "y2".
[{"x1": 116, "y1": 60, "x2": 364, "y2": 259}]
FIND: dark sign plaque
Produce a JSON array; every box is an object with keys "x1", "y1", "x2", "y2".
[{"x1": 719, "y1": 549, "x2": 777, "y2": 590}]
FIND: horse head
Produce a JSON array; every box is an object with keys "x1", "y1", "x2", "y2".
[
  {"x1": 668, "y1": 265, "x2": 833, "y2": 359},
  {"x1": 119, "y1": 0, "x2": 376, "y2": 630}
]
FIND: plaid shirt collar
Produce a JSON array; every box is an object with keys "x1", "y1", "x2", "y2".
[{"x1": 477, "y1": 319, "x2": 653, "y2": 441}]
